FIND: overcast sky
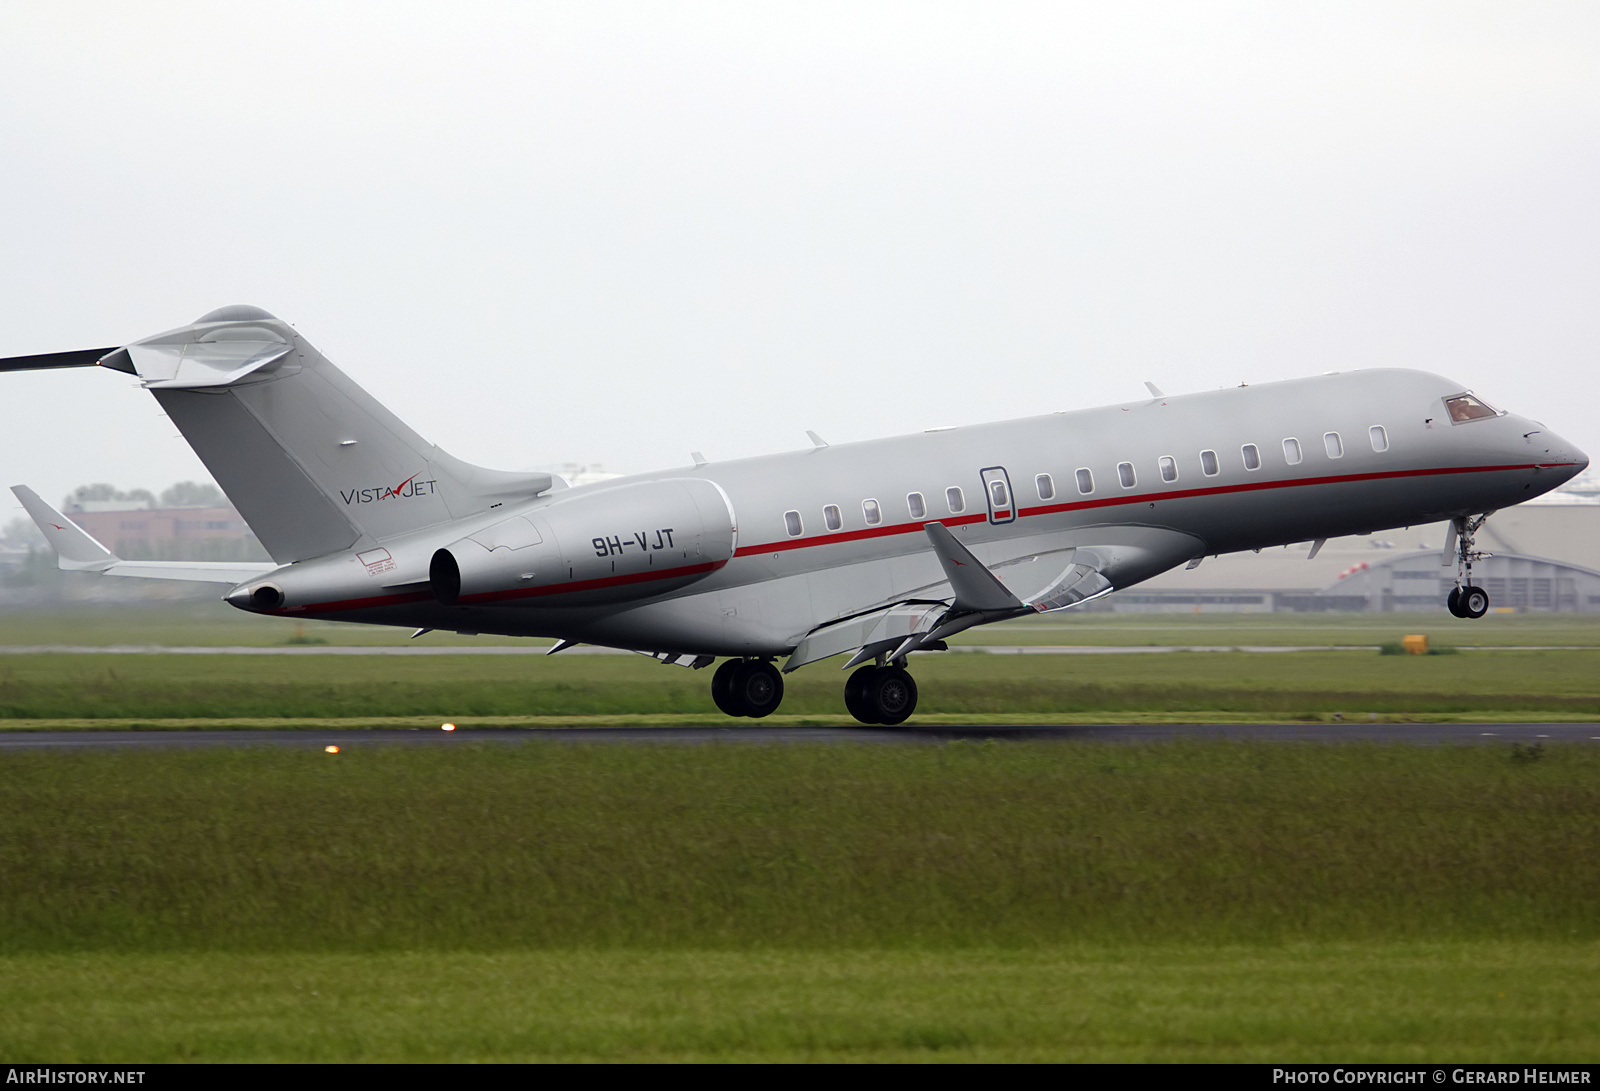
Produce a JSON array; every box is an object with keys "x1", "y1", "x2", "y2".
[{"x1": 2, "y1": 1, "x2": 1597, "y2": 512}]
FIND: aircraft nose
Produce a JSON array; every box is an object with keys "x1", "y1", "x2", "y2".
[{"x1": 1526, "y1": 426, "x2": 1588, "y2": 487}]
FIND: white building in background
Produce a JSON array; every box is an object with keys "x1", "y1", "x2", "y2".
[{"x1": 1101, "y1": 477, "x2": 1600, "y2": 614}]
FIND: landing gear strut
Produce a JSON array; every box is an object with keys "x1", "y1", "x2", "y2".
[
  {"x1": 844, "y1": 663, "x2": 919, "y2": 725},
  {"x1": 1446, "y1": 514, "x2": 1491, "y2": 619},
  {"x1": 710, "y1": 658, "x2": 784, "y2": 718}
]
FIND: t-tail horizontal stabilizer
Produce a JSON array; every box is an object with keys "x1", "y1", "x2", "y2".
[
  {"x1": 0, "y1": 347, "x2": 122, "y2": 373},
  {"x1": 10, "y1": 485, "x2": 277, "y2": 585}
]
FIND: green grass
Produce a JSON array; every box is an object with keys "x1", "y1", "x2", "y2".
[
  {"x1": 2, "y1": 742, "x2": 1596, "y2": 952},
  {"x1": 1, "y1": 742, "x2": 1598, "y2": 1061},
  {"x1": 4, "y1": 604, "x2": 1598, "y2": 1060},
  {"x1": 3, "y1": 944, "x2": 1597, "y2": 1062},
  {"x1": 2, "y1": 648, "x2": 1598, "y2": 719}
]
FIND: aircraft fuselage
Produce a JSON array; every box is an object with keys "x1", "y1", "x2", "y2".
[{"x1": 263, "y1": 367, "x2": 1585, "y2": 657}]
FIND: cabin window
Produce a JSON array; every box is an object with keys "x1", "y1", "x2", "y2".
[
  {"x1": 1445, "y1": 394, "x2": 1498, "y2": 422},
  {"x1": 989, "y1": 479, "x2": 1009, "y2": 508},
  {"x1": 784, "y1": 510, "x2": 803, "y2": 537},
  {"x1": 823, "y1": 504, "x2": 842, "y2": 532},
  {"x1": 946, "y1": 487, "x2": 965, "y2": 513},
  {"x1": 1324, "y1": 431, "x2": 1344, "y2": 459},
  {"x1": 1075, "y1": 468, "x2": 1094, "y2": 494},
  {"x1": 1369, "y1": 425, "x2": 1389, "y2": 452},
  {"x1": 907, "y1": 492, "x2": 926, "y2": 519},
  {"x1": 1283, "y1": 437, "x2": 1302, "y2": 465},
  {"x1": 1159, "y1": 456, "x2": 1177, "y2": 483},
  {"x1": 1200, "y1": 449, "x2": 1220, "y2": 476},
  {"x1": 1117, "y1": 461, "x2": 1136, "y2": 488},
  {"x1": 1035, "y1": 473, "x2": 1055, "y2": 500},
  {"x1": 863, "y1": 499, "x2": 882, "y2": 526},
  {"x1": 1241, "y1": 444, "x2": 1261, "y2": 471}
]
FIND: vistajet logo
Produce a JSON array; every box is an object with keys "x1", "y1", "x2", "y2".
[{"x1": 340, "y1": 473, "x2": 440, "y2": 505}]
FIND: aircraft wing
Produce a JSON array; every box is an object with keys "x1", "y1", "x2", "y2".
[
  {"x1": 784, "y1": 522, "x2": 1197, "y2": 672},
  {"x1": 10, "y1": 485, "x2": 278, "y2": 585}
]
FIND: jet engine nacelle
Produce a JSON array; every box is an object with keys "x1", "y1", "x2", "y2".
[{"x1": 430, "y1": 477, "x2": 736, "y2": 608}]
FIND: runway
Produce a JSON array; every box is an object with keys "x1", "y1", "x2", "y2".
[{"x1": 2, "y1": 721, "x2": 1597, "y2": 750}]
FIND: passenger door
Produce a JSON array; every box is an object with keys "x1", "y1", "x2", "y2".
[{"x1": 980, "y1": 466, "x2": 1015, "y2": 525}]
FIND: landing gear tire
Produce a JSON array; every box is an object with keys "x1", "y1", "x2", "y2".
[
  {"x1": 844, "y1": 665, "x2": 919, "y2": 726},
  {"x1": 1459, "y1": 584, "x2": 1489, "y2": 619},
  {"x1": 869, "y1": 666, "x2": 918, "y2": 725},
  {"x1": 1446, "y1": 587, "x2": 1462, "y2": 618},
  {"x1": 711, "y1": 659, "x2": 745, "y2": 717},
  {"x1": 845, "y1": 666, "x2": 880, "y2": 723},
  {"x1": 731, "y1": 659, "x2": 784, "y2": 718}
]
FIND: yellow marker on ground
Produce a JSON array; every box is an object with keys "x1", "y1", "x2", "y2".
[{"x1": 1402, "y1": 634, "x2": 1428, "y2": 655}]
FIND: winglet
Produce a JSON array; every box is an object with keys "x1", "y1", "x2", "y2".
[
  {"x1": 9, "y1": 485, "x2": 118, "y2": 571},
  {"x1": 922, "y1": 522, "x2": 1023, "y2": 612}
]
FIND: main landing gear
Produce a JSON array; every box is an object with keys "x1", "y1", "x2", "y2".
[
  {"x1": 711, "y1": 658, "x2": 785, "y2": 718},
  {"x1": 1445, "y1": 514, "x2": 1491, "y2": 619},
  {"x1": 844, "y1": 663, "x2": 919, "y2": 726},
  {"x1": 706, "y1": 656, "x2": 921, "y2": 725}
]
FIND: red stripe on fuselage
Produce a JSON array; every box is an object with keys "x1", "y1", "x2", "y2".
[
  {"x1": 457, "y1": 560, "x2": 726, "y2": 606},
  {"x1": 731, "y1": 461, "x2": 1542, "y2": 557},
  {"x1": 277, "y1": 560, "x2": 727, "y2": 615},
  {"x1": 275, "y1": 460, "x2": 1561, "y2": 616}
]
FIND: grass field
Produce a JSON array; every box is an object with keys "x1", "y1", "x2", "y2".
[
  {"x1": 0, "y1": 742, "x2": 1597, "y2": 1061},
  {"x1": 2, "y1": 647, "x2": 1599, "y2": 721},
  {"x1": 3, "y1": 606, "x2": 1598, "y2": 1061},
  {"x1": 4, "y1": 944, "x2": 1596, "y2": 1062}
]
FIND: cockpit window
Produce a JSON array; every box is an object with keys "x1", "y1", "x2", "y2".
[{"x1": 1445, "y1": 394, "x2": 1498, "y2": 423}]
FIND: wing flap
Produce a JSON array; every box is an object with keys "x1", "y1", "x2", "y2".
[{"x1": 784, "y1": 602, "x2": 944, "y2": 672}]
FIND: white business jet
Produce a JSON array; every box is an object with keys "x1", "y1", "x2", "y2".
[{"x1": 4, "y1": 306, "x2": 1588, "y2": 723}]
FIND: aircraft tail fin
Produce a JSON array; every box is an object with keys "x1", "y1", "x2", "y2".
[{"x1": 102, "y1": 306, "x2": 559, "y2": 564}]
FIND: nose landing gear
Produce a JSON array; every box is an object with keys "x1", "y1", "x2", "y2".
[{"x1": 1445, "y1": 514, "x2": 1492, "y2": 619}]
